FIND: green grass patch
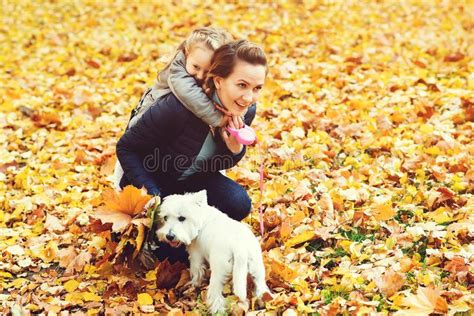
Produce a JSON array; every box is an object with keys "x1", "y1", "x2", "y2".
[
  {"x1": 339, "y1": 227, "x2": 375, "y2": 242},
  {"x1": 394, "y1": 209, "x2": 414, "y2": 223},
  {"x1": 321, "y1": 289, "x2": 350, "y2": 304}
]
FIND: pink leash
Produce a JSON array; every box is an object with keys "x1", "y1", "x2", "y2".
[
  {"x1": 225, "y1": 121, "x2": 266, "y2": 236},
  {"x1": 258, "y1": 144, "x2": 265, "y2": 236}
]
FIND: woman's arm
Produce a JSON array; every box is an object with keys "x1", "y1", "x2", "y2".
[
  {"x1": 116, "y1": 94, "x2": 186, "y2": 196},
  {"x1": 167, "y1": 51, "x2": 224, "y2": 127}
]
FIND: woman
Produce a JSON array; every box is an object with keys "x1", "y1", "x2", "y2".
[{"x1": 116, "y1": 40, "x2": 267, "y2": 261}]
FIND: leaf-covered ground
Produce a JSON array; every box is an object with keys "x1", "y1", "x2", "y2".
[{"x1": 1, "y1": 1, "x2": 473, "y2": 315}]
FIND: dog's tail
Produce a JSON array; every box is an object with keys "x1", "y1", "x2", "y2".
[{"x1": 232, "y1": 253, "x2": 248, "y2": 302}]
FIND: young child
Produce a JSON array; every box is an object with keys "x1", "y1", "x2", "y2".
[
  {"x1": 114, "y1": 27, "x2": 233, "y2": 191},
  {"x1": 127, "y1": 27, "x2": 233, "y2": 129}
]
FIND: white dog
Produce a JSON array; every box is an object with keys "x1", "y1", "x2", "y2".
[{"x1": 156, "y1": 190, "x2": 270, "y2": 314}]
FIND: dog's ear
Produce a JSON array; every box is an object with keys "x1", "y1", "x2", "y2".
[{"x1": 194, "y1": 190, "x2": 207, "y2": 205}]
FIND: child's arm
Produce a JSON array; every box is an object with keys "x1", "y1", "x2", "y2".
[{"x1": 167, "y1": 51, "x2": 224, "y2": 127}]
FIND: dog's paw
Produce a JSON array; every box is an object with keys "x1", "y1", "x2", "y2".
[
  {"x1": 229, "y1": 299, "x2": 249, "y2": 316},
  {"x1": 191, "y1": 280, "x2": 202, "y2": 288},
  {"x1": 186, "y1": 278, "x2": 202, "y2": 289},
  {"x1": 255, "y1": 285, "x2": 272, "y2": 298},
  {"x1": 189, "y1": 267, "x2": 205, "y2": 287},
  {"x1": 254, "y1": 290, "x2": 274, "y2": 310},
  {"x1": 207, "y1": 295, "x2": 226, "y2": 314}
]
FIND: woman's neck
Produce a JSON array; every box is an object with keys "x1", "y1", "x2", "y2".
[{"x1": 212, "y1": 91, "x2": 228, "y2": 111}]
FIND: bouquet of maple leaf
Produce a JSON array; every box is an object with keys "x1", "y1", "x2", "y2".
[{"x1": 90, "y1": 185, "x2": 161, "y2": 271}]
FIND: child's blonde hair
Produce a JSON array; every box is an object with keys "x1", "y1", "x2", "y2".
[
  {"x1": 179, "y1": 27, "x2": 233, "y2": 55},
  {"x1": 160, "y1": 27, "x2": 233, "y2": 76}
]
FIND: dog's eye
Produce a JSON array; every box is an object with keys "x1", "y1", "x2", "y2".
[
  {"x1": 163, "y1": 216, "x2": 168, "y2": 221},
  {"x1": 178, "y1": 216, "x2": 186, "y2": 222}
]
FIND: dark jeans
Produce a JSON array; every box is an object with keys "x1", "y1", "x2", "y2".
[{"x1": 122, "y1": 171, "x2": 252, "y2": 264}]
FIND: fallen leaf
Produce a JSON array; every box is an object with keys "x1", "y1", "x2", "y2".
[
  {"x1": 375, "y1": 269, "x2": 405, "y2": 297},
  {"x1": 137, "y1": 292, "x2": 153, "y2": 306},
  {"x1": 94, "y1": 206, "x2": 133, "y2": 232},
  {"x1": 44, "y1": 213, "x2": 66, "y2": 232},
  {"x1": 396, "y1": 286, "x2": 448, "y2": 315},
  {"x1": 285, "y1": 230, "x2": 315, "y2": 248},
  {"x1": 279, "y1": 218, "x2": 292, "y2": 240},
  {"x1": 155, "y1": 259, "x2": 187, "y2": 289},
  {"x1": 63, "y1": 279, "x2": 80, "y2": 293},
  {"x1": 372, "y1": 204, "x2": 396, "y2": 221},
  {"x1": 103, "y1": 185, "x2": 152, "y2": 216}
]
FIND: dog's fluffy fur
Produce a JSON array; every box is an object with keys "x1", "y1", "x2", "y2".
[{"x1": 156, "y1": 190, "x2": 270, "y2": 313}]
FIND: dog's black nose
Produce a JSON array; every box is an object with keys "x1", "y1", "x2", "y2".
[{"x1": 166, "y1": 233, "x2": 175, "y2": 241}]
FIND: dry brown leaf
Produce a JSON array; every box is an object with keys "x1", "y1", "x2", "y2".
[
  {"x1": 279, "y1": 218, "x2": 292, "y2": 240},
  {"x1": 399, "y1": 256, "x2": 414, "y2": 273},
  {"x1": 444, "y1": 257, "x2": 468, "y2": 274},
  {"x1": 32, "y1": 112, "x2": 62, "y2": 128},
  {"x1": 58, "y1": 246, "x2": 77, "y2": 269},
  {"x1": 100, "y1": 155, "x2": 116, "y2": 175},
  {"x1": 319, "y1": 192, "x2": 336, "y2": 226},
  {"x1": 263, "y1": 209, "x2": 282, "y2": 229},
  {"x1": 59, "y1": 247, "x2": 92, "y2": 275},
  {"x1": 292, "y1": 180, "x2": 313, "y2": 200},
  {"x1": 132, "y1": 222, "x2": 146, "y2": 258},
  {"x1": 95, "y1": 206, "x2": 134, "y2": 232},
  {"x1": 444, "y1": 53, "x2": 464, "y2": 62},
  {"x1": 398, "y1": 286, "x2": 448, "y2": 315},
  {"x1": 375, "y1": 269, "x2": 405, "y2": 297},
  {"x1": 44, "y1": 213, "x2": 65, "y2": 232},
  {"x1": 231, "y1": 166, "x2": 260, "y2": 186},
  {"x1": 155, "y1": 259, "x2": 187, "y2": 289}
]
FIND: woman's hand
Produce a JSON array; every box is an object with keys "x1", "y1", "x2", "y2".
[
  {"x1": 221, "y1": 119, "x2": 244, "y2": 154},
  {"x1": 215, "y1": 103, "x2": 232, "y2": 127},
  {"x1": 215, "y1": 102, "x2": 245, "y2": 129},
  {"x1": 219, "y1": 114, "x2": 231, "y2": 127},
  {"x1": 231, "y1": 115, "x2": 244, "y2": 129}
]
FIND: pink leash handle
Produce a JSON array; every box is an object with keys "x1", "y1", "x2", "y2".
[{"x1": 226, "y1": 125, "x2": 256, "y2": 145}]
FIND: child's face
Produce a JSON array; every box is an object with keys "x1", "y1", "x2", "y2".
[{"x1": 185, "y1": 46, "x2": 213, "y2": 84}]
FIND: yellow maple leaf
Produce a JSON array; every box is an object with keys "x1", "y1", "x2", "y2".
[
  {"x1": 94, "y1": 185, "x2": 153, "y2": 232},
  {"x1": 137, "y1": 292, "x2": 153, "y2": 306},
  {"x1": 427, "y1": 207, "x2": 453, "y2": 224},
  {"x1": 83, "y1": 292, "x2": 101, "y2": 302},
  {"x1": 102, "y1": 185, "x2": 152, "y2": 215},
  {"x1": 65, "y1": 293, "x2": 84, "y2": 305},
  {"x1": 64, "y1": 279, "x2": 80, "y2": 293},
  {"x1": 285, "y1": 230, "x2": 315, "y2": 248},
  {"x1": 269, "y1": 259, "x2": 298, "y2": 283},
  {"x1": 372, "y1": 203, "x2": 396, "y2": 221}
]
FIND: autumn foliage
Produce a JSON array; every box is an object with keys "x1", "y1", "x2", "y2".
[{"x1": 1, "y1": 1, "x2": 473, "y2": 315}]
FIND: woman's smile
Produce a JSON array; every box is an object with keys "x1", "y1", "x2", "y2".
[{"x1": 235, "y1": 101, "x2": 249, "y2": 108}]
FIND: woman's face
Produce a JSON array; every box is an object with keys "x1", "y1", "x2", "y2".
[{"x1": 214, "y1": 60, "x2": 266, "y2": 116}]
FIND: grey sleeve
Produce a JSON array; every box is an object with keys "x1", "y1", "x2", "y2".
[{"x1": 167, "y1": 51, "x2": 224, "y2": 127}]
